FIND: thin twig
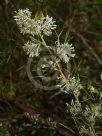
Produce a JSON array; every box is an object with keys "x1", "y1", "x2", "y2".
[
  {"x1": 0, "y1": 95, "x2": 36, "y2": 114},
  {"x1": 73, "y1": 31, "x2": 102, "y2": 66}
]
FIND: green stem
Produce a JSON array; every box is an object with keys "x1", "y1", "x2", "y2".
[{"x1": 39, "y1": 34, "x2": 67, "y2": 81}]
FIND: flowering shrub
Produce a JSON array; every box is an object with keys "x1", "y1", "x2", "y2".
[
  {"x1": 14, "y1": 8, "x2": 102, "y2": 136},
  {"x1": 14, "y1": 8, "x2": 81, "y2": 92}
]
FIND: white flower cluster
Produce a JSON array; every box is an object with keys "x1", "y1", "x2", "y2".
[
  {"x1": 56, "y1": 40, "x2": 75, "y2": 63},
  {"x1": 14, "y1": 9, "x2": 34, "y2": 35},
  {"x1": 79, "y1": 104, "x2": 102, "y2": 135},
  {"x1": 41, "y1": 15, "x2": 56, "y2": 36},
  {"x1": 14, "y1": 8, "x2": 56, "y2": 36},
  {"x1": 23, "y1": 41, "x2": 41, "y2": 57},
  {"x1": 67, "y1": 99, "x2": 102, "y2": 120},
  {"x1": 14, "y1": 8, "x2": 56, "y2": 57},
  {"x1": 84, "y1": 104, "x2": 102, "y2": 124},
  {"x1": 67, "y1": 101, "x2": 102, "y2": 135},
  {"x1": 60, "y1": 76, "x2": 82, "y2": 95},
  {"x1": 67, "y1": 99, "x2": 82, "y2": 115}
]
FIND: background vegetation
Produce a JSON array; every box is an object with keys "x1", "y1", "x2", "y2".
[{"x1": 0, "y1": 0, "x2": 102, "y2": 135}]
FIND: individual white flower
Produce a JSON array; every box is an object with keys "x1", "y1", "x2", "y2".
[
  {"x1": 56, "y1": 40, "x2": 75, "y2": 63},
  {"x1": 23, "y1": 41, "x2": 41, "y2": 57}
]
